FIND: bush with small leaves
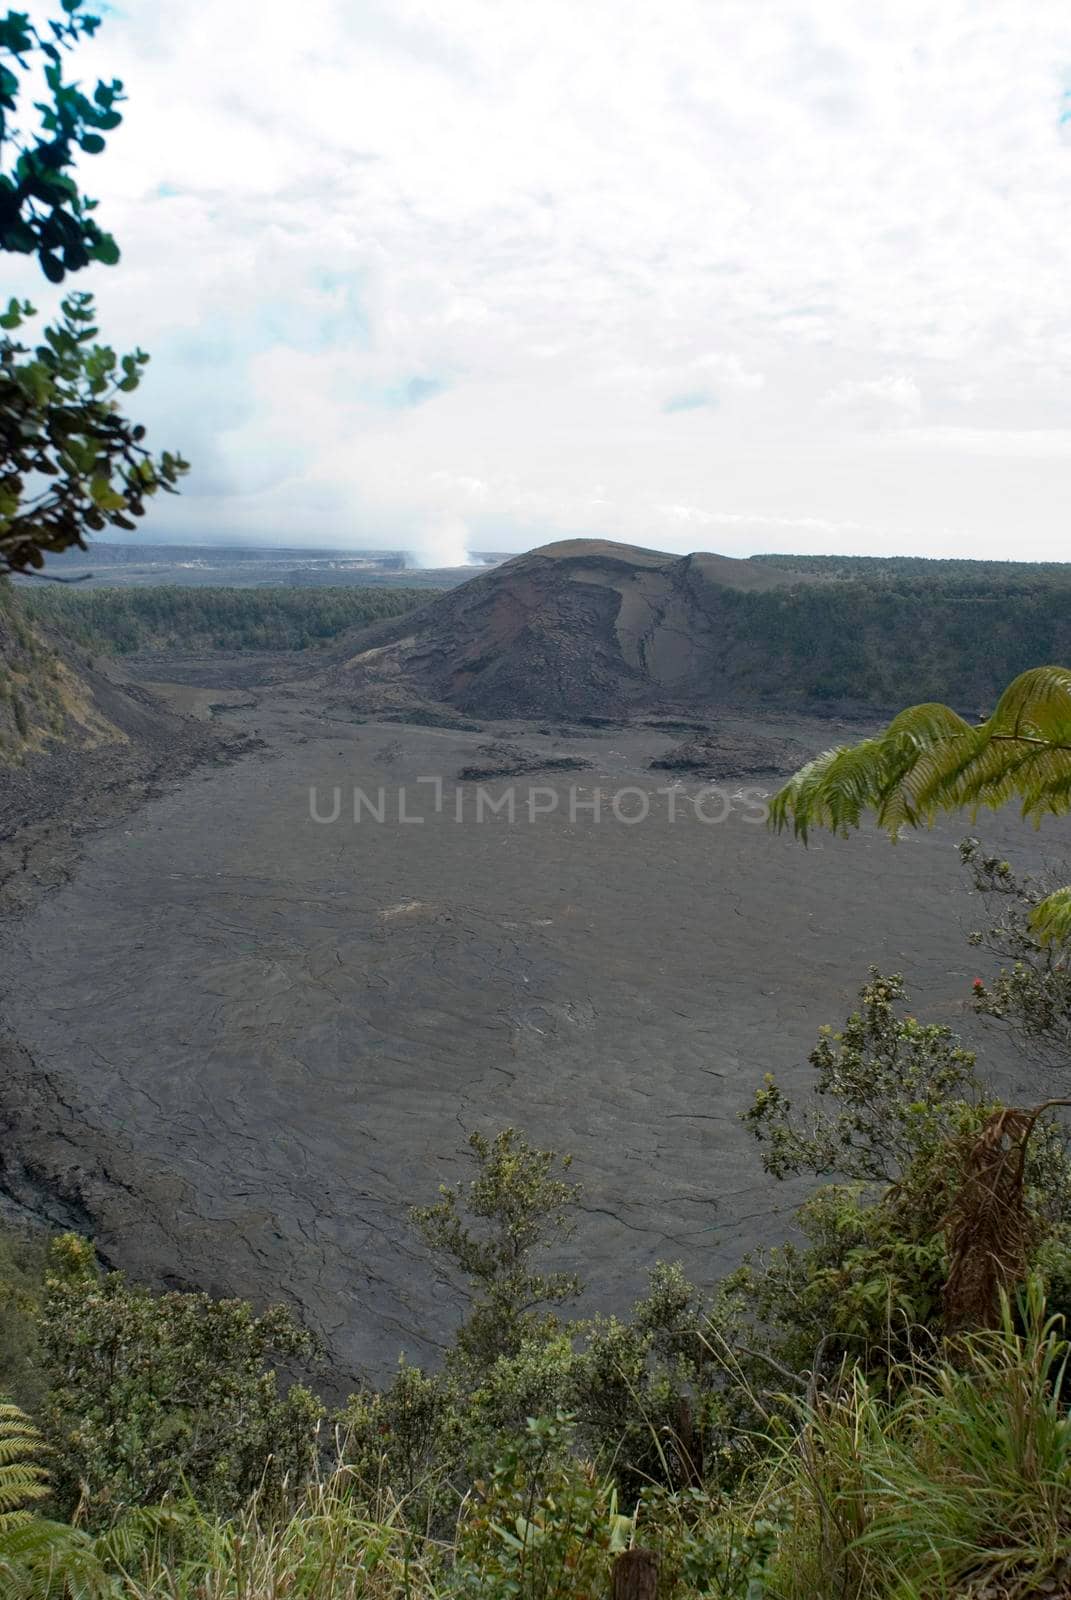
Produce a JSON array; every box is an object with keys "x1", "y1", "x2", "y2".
[
  {"x1": 410, "y1": 1127, "x2": 583, "y2": 1376},
  {"x1": 743, "y1": 968, "x2": 984, "y2": 1184},
  {"x1": 337, "y1": 1358, "x2": 466, "y2": 1537},
  {"x1": 39, "y1": 1236, "x2": 323, "y2": 1523},
  {"x1": 574, "y1": 1264, "x2": 731, "y2": 1497},
  {"x1": 735, "y1": 969, "x2": 1071, "y2": 1383},
  {"x1": 0, "y1": 1224, "x2": 49, "y2": 1410},
  {"x1": 455, "y1": 1412, "x2": 633, "y2": 1600},
  {"x1": 962, "y1": 837, "x2": 1071, "y2": 1072}
]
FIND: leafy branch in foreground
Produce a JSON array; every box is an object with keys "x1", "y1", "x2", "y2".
[
  {"x1": 0, "y1": 293, "x2": 187, "y2": 576},
  {"x1": 771, "y1": 665, "x2": 1071, "y2": 940},
  {"x1": 0, "y1": 0, "x2": 124, "y2": 282},
  {"x1": 0, "y1": 0, "x2": 189, "y2": 578}
]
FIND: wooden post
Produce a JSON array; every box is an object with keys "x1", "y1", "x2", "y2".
[
  {"x1": 612, "y1": 1548, "x2": 659, "y2": 1600},
  {"x1": 675, "y1": 1396, "x2": 704, "y2": 1487}
]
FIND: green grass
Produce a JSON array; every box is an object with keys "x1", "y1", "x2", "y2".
[
  {"x1": 766, "y1": 1284, "x2": 1071, "y2": 1600},
  {"x1": 121, "y1": 1474, "x2": 449, "y2": 1600}
]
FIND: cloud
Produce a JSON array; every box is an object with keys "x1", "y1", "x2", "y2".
[
  {"x1": 690, "y1": 353, "x2": 766, "y2": 392},
  {"x1": 822, "y1": 373, "x2": 923, "y2": 428},
  {"x1": 659, "y1": 506, "x2": 868, "y2": 537},
  {"x1": 384, "y1": 376, "x2": 448, "y2": 408},
  {"x1": 6, "y1": 0, "x2": 1070, "y2": 559},
  {"x1": 663, "y1": 391, "x2": 718, "y2": 414},
  {"x1": 886, "y1": 427, "x2": 1071, "y2": 459}
]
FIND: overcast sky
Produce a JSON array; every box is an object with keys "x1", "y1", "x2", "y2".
[{"x1": 9, "y1": 1, "x2": 1071, "y2": 561}]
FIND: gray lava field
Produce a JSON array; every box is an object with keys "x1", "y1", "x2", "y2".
[{"x1": 1, "y1": 689, "x2": 1059, "y2": 1387}]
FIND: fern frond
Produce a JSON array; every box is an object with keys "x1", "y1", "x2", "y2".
[
  {"x1": 1029, "y1": 886, "x2": 1071, "y2": 946},
  {"x1": 0, "y1": 1402, "x2": 49, "y2": 1525},
  {"x1": 773, "y1": 667, "x2": 1071, "y2": 847},
  {"x1": 0, "y1": 1518, "x2": 116, "y2": 1600},
  {"x1": 92, "y1": 1503, "x2": 186, "y2": 1569}
]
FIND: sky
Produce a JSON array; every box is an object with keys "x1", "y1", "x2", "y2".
[{"x1": 6, "y1": 0, "x2": 1071, "y2": 562}]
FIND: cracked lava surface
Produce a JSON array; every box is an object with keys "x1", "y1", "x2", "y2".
[{"x1": 1, "y1": 697, "x2": 1056, "y2": 1386}]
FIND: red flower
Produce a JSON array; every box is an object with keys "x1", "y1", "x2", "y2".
[{"x1": 972, "y1": 978, "x2": 984, "y2": 991}]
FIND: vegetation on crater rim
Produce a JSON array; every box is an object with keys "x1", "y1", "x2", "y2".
[{"x1": 2, "y1": 872, "x2": 1070, "y2": 1595}]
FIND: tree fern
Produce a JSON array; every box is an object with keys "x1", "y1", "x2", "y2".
[
  {"x1": 771, "y1": 666, "x2": 1071, "y2": 940},
  {"x1": 0, "y1": 1398, "x2": 178, "y2": 1598},
  {"x1": 0, "y1": 1519, "x2": 116, "y2": 1600},
  {"x1": 0, "y1": 1400, "x2": 49, "y2": 1527},
  {"x1": 0, "y1": 1509, "x2": 186, "y2": 1600}
]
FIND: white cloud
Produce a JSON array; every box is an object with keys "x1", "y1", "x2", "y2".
[
  {"x1": 822, "y1": 373, "x2": 923, "y2": 428},
  {"x1": 5, "y1": 0, "x2": 1071, "y2": 559},
  {"x1": 887, "y1": 427, "x2": 1071, "y2": 459}
]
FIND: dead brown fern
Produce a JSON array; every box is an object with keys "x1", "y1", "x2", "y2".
[{"x1": 943, "y1": 1099, "x2": 1071, "y2": 1333}]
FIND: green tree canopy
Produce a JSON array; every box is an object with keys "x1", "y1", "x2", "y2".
[
  {"x1": 0, "y1": 0, "x2": 187, "y2": 577},
  {"x1": 0, "y1": 293, "x2": 187, "y2": 575},
  {"x1": 409, "y1": 1127, "x2": 582, "y2": 1371},
  {"x1": 0, "y1": 0, "x2": 123, "y2": 280},
  {"x1": 771, "y1": 665, "x2": 1071, "y2": 942}
]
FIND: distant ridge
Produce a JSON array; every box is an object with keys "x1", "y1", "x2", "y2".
[{"x1": 318, "y1": 536, "x2": 1071, "y2": 720}]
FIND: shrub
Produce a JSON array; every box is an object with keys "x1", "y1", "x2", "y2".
[
  {"x1": 39, "y1": 1236, "x2": 323, "y2": 1522},
  {"x1": 0, "y1": 1225, "x2": 49, "y2": 1410},
  {"x1": 734, "y1": 970, "x2": 1071, "y2": 1386},
  {"x1": 454, "y1": 1412, "x2": 632, "y2": 1599},
  {"x1": 409, "y1": 1128, "x2": 582, "y2": 1375}
]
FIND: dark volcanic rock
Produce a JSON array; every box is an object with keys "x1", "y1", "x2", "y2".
[
  {"x1": 0, "y1": 702, "x2": 1055, "y2": 1387},
  {"x1": 643, "y1": 719, "x2": 713, "y2": 734},
  {"x1": 457, "y1": 741, "x2": 593, "y2": 781},
  {"x1": 380, "y1": 709, "x2": 484, "y2": 732},
  {"x1": 650, "y1": 731, "x2": 802, "y2": 779}
]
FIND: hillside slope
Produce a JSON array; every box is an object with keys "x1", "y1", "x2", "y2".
[
  {"x1": 321, "y1": 538, "x2": 1071, "y2": 720},
  {"x1": 322, "y1": 539, "x2": 807, "y2": 719},
  {"x1": 0, "y1": 585, "x2": 243, "y2": 912}
]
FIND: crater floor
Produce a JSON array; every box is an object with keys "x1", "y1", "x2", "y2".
[{"x1": 0, "y1": 696, "x2": 1056, "y2": 1385}]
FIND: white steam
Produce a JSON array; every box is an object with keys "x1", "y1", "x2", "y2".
[{"x1": 405, "y1": 516, "x2": 477, "y2": 569}]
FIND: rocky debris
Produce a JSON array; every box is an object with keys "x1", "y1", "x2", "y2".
[
  {"x1": 457, "y1": 741, "x2": 594, "y2": 781},
  {"x1": 649, "y1": 731, "x2": 802, "y2": 779},
  {"x1": 317, "y1": 675, "x2": 486, "y2": 730},
  {"x1": 643, "y1": 719, "x2": 713, "y2": 734},
  {"x1": 380, "y1": 708, "x2": 483, "y2": 731}
]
